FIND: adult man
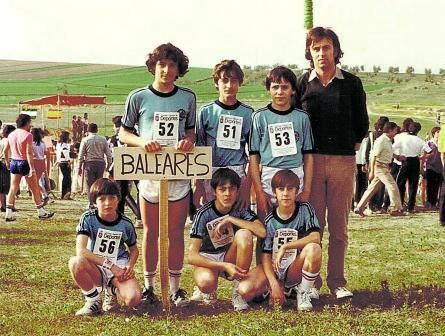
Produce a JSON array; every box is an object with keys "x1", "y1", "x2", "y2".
[
  {"x1": 295, "y1": 27, "x2": 369, "y2": 299},
  {"x1": 354, "y1": 122, "x2": 404, "y2": 216},
  {"x1": 78, "y1": 123, "x2": 112, "y2": 205}
]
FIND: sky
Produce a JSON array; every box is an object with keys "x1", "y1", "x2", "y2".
[{"x1": 0, "y1": 0, "x2": 443, "y2": 72}]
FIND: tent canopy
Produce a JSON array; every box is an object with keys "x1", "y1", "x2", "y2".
[{"x1": 19, "y1": 95, "x2": 106, "y2": 106}]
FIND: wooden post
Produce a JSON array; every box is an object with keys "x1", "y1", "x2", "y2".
[{"x1": 159, "y1": 180, "x2": 170, "y2": 311}]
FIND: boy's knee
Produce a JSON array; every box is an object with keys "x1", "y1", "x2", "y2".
[
  {"x1": 234, "y1": 229, "x2": 253, "y2": 248},
  {"x1": 124, "y1": 289, "x2": 142, "y2": 308},
  {"x1": 68, "y1": 256, "x2": 85, "y2": 271},
  {"x1": 196, "y1": 273, "x2": 217, "y2": 293},
  {"x1": 305, "y1": 243, "x2": 322, "y2": 260}
]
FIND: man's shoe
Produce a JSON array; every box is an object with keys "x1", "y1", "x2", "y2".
[
  {"x1": 309, "y1": 287, "x2": 320, "y2": 300},
  {"x1": 297, "y1": 289, "x2": 313, "y2": 311},
  {"x1": 190, "y1": 286, "x2": 216, "y2": 304},
  {"x1": 170, "y1": 288, "x2": 190, "y2": 307},
  {"x1": 390, "y1": 210, "x2": 405, "y2": 216},
  {"x1": 232, "y1": 291, "x2": 249, "y2": 311},
  {"x1": 102, "y1": 287, "x2": 117, "y2": 312},
  {"x1": 39, "y1": 211, "x2": 55, "y2": 219},
  {"x1": 141, "y1": 286, "x2": 158, "y2": 304},
  {"x1": 284, "y1": 286, "x2": 298, "y2": 300},
  {"x1": 354, "y1": 208, "x2": 365, "y2": 217},
  {"x1": 5, "y1": 215, "x2": 16, "y2": 222},
  {"x1": 75, "y1": 300, "x2": 102, "y2": 316},
  {"x1": 334, "y1": 287, "x2": 353, "y2": 299},
  {"x1": 249, "y1": 290, "x2": 270, "y2": 304}
]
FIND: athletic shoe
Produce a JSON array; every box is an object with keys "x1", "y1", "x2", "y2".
[
  {"x1": 334, "y1": 287, "x2": 353, "y2": 299},
  {"x1": 249, "y1": 290, "x2": 270, "y2": 303},
  {"x1": 5, "y1": 215, "x2": 16, "y2": 222},
  {"x1": 296, "y1": 289, "x2": 313, "y2": 311},
  {"x1": 190, "y1": 286, "x2": 216, "y2": 304},
  {"x1": 309, "y1": 287, "x2": 320, "y2": 300},
  {"x1": 170, "y1": 288, "x2": 190, "y2": 307},
  {"x1": 390, "y1": 210, "x2": 405, "y2": 216},
  {"x1": 134, "y1": 219, "x2": 143, "y2": 228},
  {"x1": 353, "y1": 208, "x2": 365, "y2": 217},
  {"x1": 38, "y1": 211, "x2": 55, "y2": 219},
  {"x1": 75, "y1": 300, "x2": 102, "y2": 316},
  {"x1": 284, "y1": 286, "x2": 298, "y2": 300},
  {"x1": 102, "y1": 287, "x2": 117, "y2": 312},
  {"x1": 141, "y1": 286, "x2": 158, "y2": 304},
  {"x1": 232, "y1": 291, "x2": 249, "y2": 311}
]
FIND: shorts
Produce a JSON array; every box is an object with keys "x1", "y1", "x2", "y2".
[
  {"x1": 96, "y1": 258, "x2": 128, "y2": 286},
  {"x1": 275, "y1": 263, "x2": 292, "y2": 282},
  {"x1": 261, "y1": 166, "x2": 304, "y2": 203},
  {"x1": 199, "y1": 251, "x2": 230, "y2": 279},
  {"x1": 139, "y1": 179, "x2": 191, "y2": 203},
  {"x1": 203, "y1": 165, "x2": 246, "y2": 201},
  {"x1": 10, "y1": 159, "x2": 30, "y2": 176}
]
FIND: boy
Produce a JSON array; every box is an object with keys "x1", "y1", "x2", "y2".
[
  {"x1": 68, "y1": 178, "x2": 141, "y2": 316},
  {"x1": 189, "y1": 168, "x2": 265, "y2": 311},
  {"x1": 249, "y1": 66, "x2": 314, "y2": 221},
  {"x1": 119, "y1": 43, "x2": 196, "y2": 306},
  {"x1": 194, "y1": 60, "x2": 253, "y2": 210},
  {"x1": 238, "y1": 170, "x2": 321, "y2": 311}
]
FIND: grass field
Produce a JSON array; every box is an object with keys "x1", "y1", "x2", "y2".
[{"x1": 1, "y1": 195, "x2": 445, "y2": 335}]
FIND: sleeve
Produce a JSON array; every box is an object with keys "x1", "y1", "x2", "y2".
[
  {"x1": 104, "y1": 139, "x2": 113, "y2": 165},
  {"x1": 302, "y1": 203, "x2": 320, "y2": 234},
  {"x1": 240, "y1": 209, "x2": 259, "y2": 222},
  {"x1": 301, "y1": 114, "x2": 314, "y2": 153},
  {"x1": 122, "y1": 91, "x2": 139, "y2": 130},
  {"x1": 125, "y1": 222, "x2": 137, "y2": 247},
  {"x1": 351, "y1": 76, "x2": 369, "y2": 143},
  {"x1": 185, "y1": 92, "x2": 196, "y2": 130},
  {"x1": 423, "y1": 141, "x2": 433, "y2": 154},
  {"x1": 262, "y1": 221, "x2": 274, "y2": 254},
  {"x1": 248, "y1": 112, "x2": 261, "y2": 155},
  {"x1": 190, "y1": 211, "x2": 206, "y2": 239},
  {"x1": 195, "y1": 106, "x2": 206, "y2": 146},
  {"x1": 26, "y1": 133, "x2": 33, "y2": 145},
  {"x1": 76, "y1": 212, "x2": 91, "y2": 236}
]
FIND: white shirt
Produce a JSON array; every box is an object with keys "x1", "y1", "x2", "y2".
[{"x1": 393, "y1": 132, "x2": 425, "y2": 159}]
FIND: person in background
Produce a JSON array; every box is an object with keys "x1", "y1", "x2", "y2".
[
  {"x1": 32, "y1": 128, "x2": 50, "y2": 205},
  {"x1": 0, "y1": 125, "x2": 16, "y2": 212},
  {"x1": 424, "y1": 127, "x2": 442, "y2": 209},
  {"x1": 56, "y1": 131, "x2": 73, "y2": 200}
]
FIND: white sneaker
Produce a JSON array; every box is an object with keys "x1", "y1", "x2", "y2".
[
  {"x1": 309, "y1": 287, "x2": 320, "y2": 300},
  {"x1": 334, "y1": 287, "x2": 353, "y2": 299},
  {"x1": 170, "y1": 288, "x2": 190, "y2": 307},
  {"x1": 102, "y1": 287, "x2": 117, "y2": 312},
  {"x1": 232, "y1": 291, "x2": 249, "y2": 311},
  {"x1": 190, "y1": 286, "x2": 216, "y2": 304},
  {"x1": 296, "y1": 289, "x2": 312, "y2": 311},
  {"x1": 75, "y1": 300, "x2": 102, "y2": 316},
  {"x1": 134, "y1": 219, "x2": 143, "y2": 228}
]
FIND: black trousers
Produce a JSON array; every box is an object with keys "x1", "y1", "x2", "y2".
[
  {"x1": 426, "y1": 169, "x2": 443, "y2": 206},
  {"x1": 439, "y1": 166, "x2": 445, "y2": 223},
  {"x1": 59, "y1": 162, "x2": 72, "y2": 198},
  {"x1": 355, "y1": 164, "x2": 367, "y2": 204},
  {"x1": 397, "y1": 157, "x2": 420, "y2": 211}
]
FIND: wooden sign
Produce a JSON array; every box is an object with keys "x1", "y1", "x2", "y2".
[{"x1": 113, "y1": 146, "x2": 212, "y2": 180}]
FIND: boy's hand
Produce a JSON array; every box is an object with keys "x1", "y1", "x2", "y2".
[
  {"x1": 213, "y1": 217, "x2": 231, "y2": 240},
  {"x1": 141, "y1": 140, "x2": 162, "y2": 152},
  {"x1": 110, "y1": 264, "x2": 125, "y2": 280},
  {"x1": 120, "y1": 264, "x2": 135, "y2": 281},
  {"x1": 273, "y1": 246, "x2": 286, "y2": 273},
  {"x1": 176, "y1": 139, "x2": 194, "y2": 152},
  {"x1": 269, "y1": 281, "x2": 285, "y2": 307},
  {"x1": 223, "y1": 263, "x2": 248, "y2": 281}
]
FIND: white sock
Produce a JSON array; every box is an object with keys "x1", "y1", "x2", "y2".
[
  {"x1": 169, "y1": 269, "x2": 181, "y2": 294},
  {"x1": 144, "y1": 271, "x2": 156, "y2": 289},
  {"x1": 37, "y1": 206, "x2": 46, "y2": 216},
  {"x1": 300, "y1": 270, "x2": 319, "y2": 293},
  {"x1": 82, "y1": 287, "x2": 100, "y2": 302},
  {"x1": 5, "y1": 207, "x2": 12, "y2": 217}
]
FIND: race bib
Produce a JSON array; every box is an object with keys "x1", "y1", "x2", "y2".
[
  {"x1": 216, "y1": 115, "x2": 243, "y2": 149},
  {"x1": 206, "y1": 215, "x2": 234, "y2": 249},
  {"x1": 92, "y1": 228, "x2": 122, "y2": 263},
  {"x1": 272, "y1": 228, "x2": 298, "y2": 271},
  {"x1": 268, "y1": 122, "x2": 297, "y2": 158},
  {"x1": 153, "y1": 112, "x2": 179, "y2": 146}
]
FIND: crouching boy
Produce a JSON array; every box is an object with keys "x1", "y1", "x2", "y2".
[
  {"x1": 188, "y1": 168, "x2": 266, "y2": 311},
  {"x1": 68, "y1": 178, "x2": 142, "y2": 316},
  {"x1": 238, "y1": 170, "x2": 321, "y2": 311}
]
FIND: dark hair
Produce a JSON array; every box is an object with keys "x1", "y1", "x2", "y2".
[
  {"x1": 210, "y1": 168, "x2": 241, "y2": 190},
  {"x1": 145, "y1": 43, "x2": 189, "y2": 77},
  {"x1": 112, "y1": 116, "x2": 122, "y2": 128},
  {"x1": 59, "y1": 130, "x2": 70, "y2": 143},
  {"x1": 431, "y1": 126, "x2": 441, "y2": 136},
  {"x1": 271, "y1": 169, "x2": 300, "y2": 191},
  {"x1": 2, "y1": 125, "x2": 16, "y2": 138},
  {"x1": 212, "y1": 60, "x2": 244, "y2": 86},
  {"x1": 32, "y1": 128, "x2": 42, "y2": 145},
  {"x1": 88, "y1": 123, "x2": 98, "y2": 133},
  {"x1": 408, "y1": 122, "x2": 421, "y2": 135},
  {"x1": 383, "y1": 122, "x2": 397, "y2": 133},
  {"x1": 16, "y1": 114, "x2": 31, "y2": 128},
  {"x1": 265, "y1": 66, "x2": 297, "y2": 91},
  {"x1": 402, "y1": 118, "x2": 414, "y2": 132},
  {"x1": 305, "y1": 27, "x2": 344, "y2": 68},
  {"x1": 90, "y1": 178, "x2": 121, "y2": 203}
]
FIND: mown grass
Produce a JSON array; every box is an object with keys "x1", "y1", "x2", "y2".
[{"x1": 1, "y1": 195, "x2": 445, "y2": 335}]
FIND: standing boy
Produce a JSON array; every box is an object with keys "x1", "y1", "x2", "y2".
[
  {"x1": 189, "y1": 168, "x2": 265, "y2": 311},
  {"x1": 119, "y1": 43, "x2": 196, "y2": 306},
  {"x1": 238, "y1": 170, "x2": 321, "y2": 311},
  {"x1": 68, "y1": 178, "x2": 141, "y2": 316},
  {"x1": 194, "y1": 60, "x2": 253, "y2": 210}
]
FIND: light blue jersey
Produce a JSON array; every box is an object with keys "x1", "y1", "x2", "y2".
[
  {"x1": 76, "y1": 210, "x2": 137, "y2": 261},
  {"x1": 196, "y1": 100, "x2": 253, "y2": 167},
  {"x1": 262, "y1": 202, "x2": 320, "y2": 254},
  {"x1": 122, "y1": 85, "x2": 196, "y2": 141},
  {"x1": 249, "y1": 104, "x2": 313, "y2": 169}
]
